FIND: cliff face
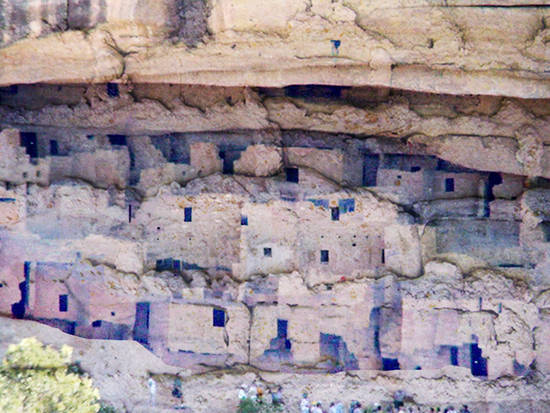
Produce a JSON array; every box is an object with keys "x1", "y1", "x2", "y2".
[
  {"x1": 0, "y1": 0, "x2": 549, "y2": 96},
  {"x1": 0, "y1": 1, "x2": 550, "y2": 412}
]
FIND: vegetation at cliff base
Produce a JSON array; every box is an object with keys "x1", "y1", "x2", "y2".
[{"x1": 0, "y1": 337, "x2": 101, "y2": 413}]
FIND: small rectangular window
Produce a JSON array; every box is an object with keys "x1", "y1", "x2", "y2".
[
  {"x1": 331, "y1": 207, "x2": 340, "y2": 221},
  {"x1": 286, "y1": 167, "x2": 299, "y2": 183},
  {"x1": 49, "y1": 140, "x2": 59, "y2": 156},
  {"x1": 320, "y1": 250, "x2": 329, "y2": 263},
  {"x1": 277, "y1": 319, "x2": 288, "y2": 338},
  {"x1": 108, "y1": 134, "x2": 127, "y2": 146},
  {"x1": 264, "y1": 247, "x2": 272, "y2": 257},
  {"x1": 213, "y1": 308, "x2": 226, "y2": 327},
  {"x1": 241, "y1": 215, "x2": 248, "y2": 226},
  {"x1": 92, "y1": 320, "x2": 102, "y2": 328},
  {"x1": 411, "y1": 166, "x2": 421, "y2": 172},
  {"x1": 107, "y1": 83, "x2": 119, "y2": 97},
  {"x1": 445, "y1": 177, "x2": 455, "y2": 192},
  {"x1": 59, "y1": 294, "x2": 68, "y2": 312},
  {"x1": 450, "y1": 346, "x2": 459, "y2": 366},
  {"x1": 184, "y1": 207, "x2": 192, "y2": 222}
]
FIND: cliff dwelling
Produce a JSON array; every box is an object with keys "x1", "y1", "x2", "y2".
[{"x1": 0, "y1": 0, "x2": 549, "y2": 412}]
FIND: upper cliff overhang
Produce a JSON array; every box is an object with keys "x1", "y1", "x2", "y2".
[{"x1": 0, "y1": 0, "x2": 548, "y2": 99}]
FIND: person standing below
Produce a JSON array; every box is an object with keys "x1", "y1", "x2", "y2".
[
  {"x1": 311, "y1": 402, "x2": 324, "y2": 413},
  {"x1": 353, "y1": 402, "x2": 363, "y2": 413},
  {"x1": 238, "y1": 384, "x2": 248, "y2": 401},
  {"x1": 148, "y1": 377, "x2": 157, "y2": 408},
  {"x1": 271, "y1": 386, "x2": 283, "y2": 407},
  {"x1": 301, "y1": 393, "x2": 311, "y2": 413}
]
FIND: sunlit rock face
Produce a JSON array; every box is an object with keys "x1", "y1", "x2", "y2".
[{"x1": 1, "y1": 0, "x2": 550, "y2": 411}]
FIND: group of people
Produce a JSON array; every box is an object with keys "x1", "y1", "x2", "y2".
[
  {"x1": 238, "y1": 382, "x2": 284, "y2": 407},
  {"x1": 237, "y1": 384, "x2": 472, "y2": 413},
  {"x1": 299, "y1": 393, "x2": 473, "y2": 413}
]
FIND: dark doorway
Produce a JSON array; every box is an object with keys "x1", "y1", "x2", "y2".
[
  {"x1": 331, "y1": 207, "x2": 340, "y2": 221},
  {"x1": 59, "y1": 294, "x2": 68, "y2": 312},
  {"x1": 20, "y1": 132, "x2": 38, "y2": 159},
  {"x1": 277, "y1": 319, "x2": 288, "y2": 339},
  {"x1": 363, "y1": 154, "x2": 380, "y2": 186},
  {"x1": 184, "y1": 207, "x2": 192, "y2": 222},
  {"x1": 382, "y1": 358, "x2": 400, "y2": 371},
  {"x1": 484, "y1": 172, "x2": 503, "y2": 217},
  {"x1": 470, "y1": 343, "x2": 488, "y2": 376},
  {"x1": 286, "y1": 167, "x2": 299, "y2": 183},
  {"x1": 219, "y1": 150, "x2": 243, "y2": 174},
  {"x1": 320, "y1": 250, "x2": 329, "y2": 263},
  {"x1": 133, "y1": 302, "x2": 150, "y2": 346},
  {"x1": 320, "y1": 333, "x2": 359, "y2": 372},
  {"x1": 49, "y1": 140, "x2": 59, "y2": 156},
  {"x1": 445, "y1": 177, "x2": 455, "y2": 192}
]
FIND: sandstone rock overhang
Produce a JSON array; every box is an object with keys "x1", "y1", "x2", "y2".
[{"x1": 0, "y1": 0, "x2": 549, "y2": 98}]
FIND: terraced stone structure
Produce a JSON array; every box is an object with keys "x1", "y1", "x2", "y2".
[{"x1": 0, "y1": 1, "x2": 549, "y2": 412}]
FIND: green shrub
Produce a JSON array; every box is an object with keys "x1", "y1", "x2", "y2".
[{"x1": 0, "y1": 337, "x2": 101, "y2": 413}]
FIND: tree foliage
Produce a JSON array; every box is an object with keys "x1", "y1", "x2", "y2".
[{"x1": 0, "y1": 337, "x2": 101, "y2": 413}]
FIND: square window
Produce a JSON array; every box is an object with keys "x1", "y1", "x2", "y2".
[
  {"x1": 331, "y1": 207, "x2": 340, "y2": 221},
  {"x1": 320, "y1": 250, "x2": 329, "y2": 263},
  {"x1": 445, "y1": 178, "x2": 455, "y2": 192},
  {"x1": 264, "y1": 247, "x2": 272, "y2": 257},
  {"x1": 286, "y1": 167, "x2": 299, "y2": 183},
  {"x1": 59, "y1": 294, "x2": 68, "y2": 312},
  {"x1": 184, "y1": 207, "x2": 192, "y2": 222},
  {"x1": 213, "y1": 308, "x2": 226, "y2": 327},
  {"x1": 241, "y1": 215, "x2": 248, "y2": 226},
  {"x1": 107, "y1": 83, "x2": 119, "y2": 97}
]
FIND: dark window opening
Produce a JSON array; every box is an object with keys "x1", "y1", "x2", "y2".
[
  {"x1": 87, "y1": 135, "x2": 94, "y2": 140},
  {"x1": 363, "y1": 154, "x2": 380, "y2": 187},
  {"x1": 107, "y1": 83, "x2": 119, "y2": 97},
  {"x1": 49, "y1": 140, "x2": 59, "y2": 156},
  {"x1": 108, "y1": 134, "x2": 127, "y2": 146},
  {"x1": 213, "y1": 308, "x2": 226, "y2": 327},
  {"x1": 470, "y1": 343, "x2": 488, "y2": 377},
  {"x1": 381, "y1": 249, "x2": 385, "y2": 264},
  {"x1": 286, "y1": 167, "x2": 299, "y2": 183},
  {"x1": 241, "y1": 215, "x2": 248, "y2": 226},
  {"x1": 264, "y1": 247, "x2": 272, "y2": 257},
  {"x1": 92, "y1": 320, "x2": 102, "y2": 328},
  {"x1": 284, "y1": 85, "x2": 346, "y2": 99},
  {"x1": 445, "y1": 177, "x2": 455, "y2": 192},
  {"x1": 133, "y1": 302, "x2": 150, "y2": 346},
  {"x1": 450, "y1": 346, "x2": 459, "y2": 366},
  {"x1": 320, "y1": 333, "x2": 359, "y2": 372},
  {"x1": 128, "y1": 205, "x2": 132, "y2": 223},
  {"x1": 111, "y1": 311, "x2": 116, "y2": 316},
  {"x1": 320, "y1": 250, "x2": 329, "y2": 263},
  {"x1": 20, "y1": 132, "x2": 38, "y2": 159},
  {"x1": 2, "y1": 85, "x2": 18, "y2": 94},
  {"x1": 331, "y1": 207, "x2": 340, "y2": 221},
  {"x1": 277, "y1": 319, "x2": 288, "y2": 339},
  {"x1": 382, "y1": 358, "x2": 400, "y2": 371},
  {"x1": 59, "y1": 294, "x2": 68, "y2": 312},
  {"x1": 184, "y1": 207, "x2": 192, "y2": 222},
  {"x1": 411, "y1": 166, "x2": 421, "y2": 172}
]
